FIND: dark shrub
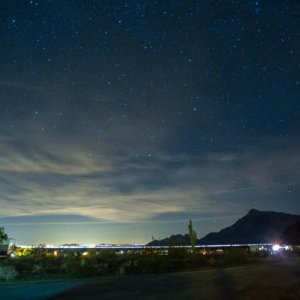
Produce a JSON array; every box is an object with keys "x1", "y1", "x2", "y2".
[
  {"x1": 0, "y1": 265, "x2": 18, "y2": 281},
  {"x1": 219, "y1": 248, "x2": 249, "y2": 266},
  {"x1": 136, "y1": 254, "x2": 170, "y2": 273}
]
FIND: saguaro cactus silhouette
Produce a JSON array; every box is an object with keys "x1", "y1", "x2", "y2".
[{"x1": 188, "y1": 219, "x2": 197, "y2": 252}]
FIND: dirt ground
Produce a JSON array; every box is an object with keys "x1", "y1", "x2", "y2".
[
  {"x1": 1, "y1": 260, "x2": 300, "y2": 300},
  {"x1": 49, "y1": 260, "x2": 300, "y2": 300}
]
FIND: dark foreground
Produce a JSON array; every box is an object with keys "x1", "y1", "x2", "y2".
[{"x1": 1, "y1": 260, "x2": 300, "y2": 300}]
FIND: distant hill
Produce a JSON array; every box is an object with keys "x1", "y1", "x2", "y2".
[
  {"x1": 147, "y1": 209, "x2": 300, "y2": 246},
  {"x1": 281, "y1": 220, "x2": 300, "y2": 245},
  {"x1": 148, "y1": 234, "x2": 190, "y2": 246},
  {"x1": 199, "y1": 209, "x2": 300, "y2": 245}
]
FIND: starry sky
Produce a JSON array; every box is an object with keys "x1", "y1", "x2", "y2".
[{"x1": 0, "y1": 0, "x2": 299, "y2": 245}]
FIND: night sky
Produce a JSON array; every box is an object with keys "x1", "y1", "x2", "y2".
[{"x1": 0, "y1": 0, "x2": 299, "y2": 245}]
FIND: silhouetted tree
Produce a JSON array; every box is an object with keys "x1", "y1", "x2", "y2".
[{"x1": 0, "y1": 227, "x2": 8, "y2": 244}]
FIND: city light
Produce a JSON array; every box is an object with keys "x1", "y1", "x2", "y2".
[{"x1": 272, "y1": 244, "x2": 280, "y2": 252}]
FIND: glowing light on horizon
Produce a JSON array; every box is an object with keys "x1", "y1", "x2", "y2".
[{"x1": 272, "y1": 244, "x2": 280, "y2": 252}]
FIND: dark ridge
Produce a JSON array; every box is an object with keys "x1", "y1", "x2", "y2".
[
  {"x1": 147, "y1": 209, "x2": 300, "y2": 246},
  {"x1": 281, "y1": 220, "x2": 300, "y2": 245},
  {"x1": 147, "y1": 234, "x2": 190, "y2": 246},
  {"x1": 199, "y1": 209, "x2": 300, "y2": 245}
]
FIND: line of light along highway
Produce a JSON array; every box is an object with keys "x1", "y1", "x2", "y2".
[{"x1": 15, "y1": 243, "x2": 274, "y2": 250}]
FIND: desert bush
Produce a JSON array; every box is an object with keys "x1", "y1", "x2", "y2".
[
  {"x1": 96, "y1": 250, "x2": 117, "y2": 264},
  {"x1": 135, "y1": 254, "x2": 170, "y2": 273},
  {"x1": 168, "y1": 247, "x2": 188, "y2": 259},
  {"x1": 10, "y1": 256, "x2": 36, "y2": 274},
  {"x1": 217, "y1": 248, "x2": 249, "y2": 266},
  {"x1": 79, "y1": 257, "x2": 99, "y2": 277},
  {"x1": 94, "y1": 262, "x2": 110, "y2": 275},
  {"x1": 0, "y1": 265, "x2": 18, "y2": 281},
  {"x1": 60, "y1": 252, "x2": 82, "y2": 276},
  {"x1": 94, "y1": 250, "x2": 119, "y2": 274},
  {"x1": 0, "y1": 246, "x2": 264, "y2": 280},
  {"x1": 207, "y1": 257, "x2": 218, "y2": 267},
  {"x1": 41, "y1": 257, "x2": 63, "y2": 275},
  {"x1": 188, "y1": 253, "x2": 208, "y2": 268},
  {"x1": 292, "y1": 247, "x2": 300, "y2": 257}
]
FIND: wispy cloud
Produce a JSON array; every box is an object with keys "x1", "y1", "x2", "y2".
[
  {"x1": 0, "y1": 79, "x2": 299, "y2": 225},
  {"x1": 0, "y1": 128, "x2": 299, "y2": 225}
]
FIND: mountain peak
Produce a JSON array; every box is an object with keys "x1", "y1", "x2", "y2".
[
  {"x1": 199, "y1": 209, "x2": 300, "y2": 245},
  {"x1": 247, "y1": 208, "x2": 261, "y2": 215},
  {"x1": 147, "y1": 209, "x2": 300, "y2": 246}
]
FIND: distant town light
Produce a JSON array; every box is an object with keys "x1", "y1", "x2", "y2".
[{"x1": 272, "y1": 244, "x2": 280, "y2": 252}]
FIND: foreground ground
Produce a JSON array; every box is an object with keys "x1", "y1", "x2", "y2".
[{"x1": 0, "y1": 259, "x2": 300, "y2": 299}]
